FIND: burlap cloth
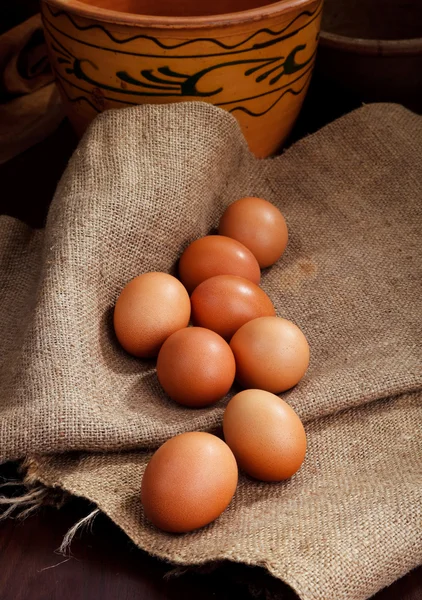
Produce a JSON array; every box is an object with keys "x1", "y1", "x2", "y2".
[{"x1": 0, "y1": 101, "x2": 421, "y2": 600}]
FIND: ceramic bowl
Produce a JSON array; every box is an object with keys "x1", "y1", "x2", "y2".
[
  {"x1": 318, "y1": 0, "x2": 422, "y2": 113},
  {"x1": 40, "y1": 0, "x2": 322, "y2": 157}
]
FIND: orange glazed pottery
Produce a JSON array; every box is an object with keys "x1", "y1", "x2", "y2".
[{"x1": 40, "y1": 0, "x2": 322, "y2": 157}]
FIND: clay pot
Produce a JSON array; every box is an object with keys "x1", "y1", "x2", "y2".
[
  {"x1": 318, "y1": 0, "x2": 422, "y2": 113},
  {"x1": 40, "y1": 0, "x2": 322, "y2": 157}
]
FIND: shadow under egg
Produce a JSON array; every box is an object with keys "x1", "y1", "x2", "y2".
[{"x1": 98, "y1": 304, "x2": 156, "y2": 375}]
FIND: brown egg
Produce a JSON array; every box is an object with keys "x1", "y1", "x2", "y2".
[
  {"x1": 230, "y1": 317, "x2": 310, "y2": 393},
  {"x1": 223, "y1": 389, "x2": 306, "y2": 481},
  {"x1": 178, "y1": 235, "x2": 261, "y2": 294},
  {"x1": 141, "y1": 432, "x2": 238, "y2": 532},
  {"x1": 190, "y1": 275, "x2": 276, "y2": 340},
  {"x1": 219, "y1": 197, "x2": 288, "y2": 268},
  {"x1": 156, "y1": 327, "x2": 236, "y2": 407},
  {"x1": 113, "y1": 272, "x2": 190, "y2": 358}
]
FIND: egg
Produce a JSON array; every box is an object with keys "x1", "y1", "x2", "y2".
[
  {"x1": 190, "y1": 275, "x2": 276, "y2": 340},
  {"x1": 178, "y1": 235, "x2": 261, "y2": 294},
  {"x1": 218, "y1": 197, "x2": 288, "y2": 268},
  {"x1": 156, "y1": 327, "x2": 236, "y2": 407},
  {"x1": 223, "y1": 389, "x2": 306, "y2": 481},
  {"x1": 113, "y1": 272, "x2": 190, "y2": 358},
  {"x1": 230, "y1": 316, "x2": 310, "y2": 393},
  {"x1": 141, "y1": 432, "x2": 238, "y2": 532}
]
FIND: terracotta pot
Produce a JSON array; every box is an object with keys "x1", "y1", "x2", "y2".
[
  {"x1": 318, "y1": 0, "x2": 422, "y2": 113},
  {"x1": 40, "y1": 0, "x2": 322, "y2": 157}
]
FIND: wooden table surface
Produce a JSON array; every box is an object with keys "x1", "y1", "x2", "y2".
[{"x1": 0, "y1": 9, "x2": 421, "y2": 595}]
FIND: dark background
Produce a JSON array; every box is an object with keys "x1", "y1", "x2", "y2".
[{"x1": 0, "y1": 2, "x2": 421, "y2": 600}]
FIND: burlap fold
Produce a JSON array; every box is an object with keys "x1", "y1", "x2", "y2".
[{"x1": 0, "y1": 101, "x2": 421, "y2": 600}]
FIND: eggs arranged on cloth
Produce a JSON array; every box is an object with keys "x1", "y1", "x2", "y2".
[
  {"x1": 190, "y1": 275, "x2": 276, "y2": 340},
  {"x1": 141, "y1": 432, "x2": 238, "y2": 533},
  {"x1": 113, "y1": 272, "x2": 190, "y2": 358},
  {"x1": 178, "y1": 235, "x2": 261, "y2": 293},
  {"x1": 230, "y1": 317, "x2": 310, "y2": 393},
  {"x1": 223, "y1": 390, "x2": 307, "y2": 481},
  {"x1": 218, "y1": 196, "x2": 289, "y2": 268},
  {"x1": 113, "y1": 196, "x2": 310, "y2": 532},
  {"x1": 157, "y1": 327, "x2": 235, "y2": 407}
]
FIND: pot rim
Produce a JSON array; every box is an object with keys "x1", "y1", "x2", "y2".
[
  {"x1": 320, "y1": 30, "x2": 422, "y2": 57},
  {"x1": 41, "y1": 0, "x2": 319, "y2": 29}
]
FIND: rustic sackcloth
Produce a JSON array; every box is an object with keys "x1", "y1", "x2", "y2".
[
  {"x1": 0, "y1": 14, "x2": 64, "y2": 164},
  {"x1": 0, "y1": 101, "x2": 421, "y2": 600}
]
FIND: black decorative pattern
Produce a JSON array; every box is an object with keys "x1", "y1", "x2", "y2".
[
  {"x1": 42, "y1": 0, "x2": 321, "y2": 118},
  {"x1": 45, "y1": 2, "x2": 323, "y2": 53}
]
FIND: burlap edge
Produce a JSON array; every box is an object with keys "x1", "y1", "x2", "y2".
[
  {"x1": 20, "y1": 388, "x2": 422, "y2": 600},
  {"x1": 20, "y1": 455, "x2": 305, "y2": 599}
]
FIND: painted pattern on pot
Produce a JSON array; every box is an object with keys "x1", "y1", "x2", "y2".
[{"x1": 41, "y1": 0, "x2": 322, "y2": 156}]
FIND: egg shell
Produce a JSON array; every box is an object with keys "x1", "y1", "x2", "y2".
[
  {"x1": 178, "y1": 235, "x2": 261, "y2": 294},
  {"x1": 190, "y1": 275, "x2": 276, "y2": 340},
  {"x1": 156, "y1": 327, "x2": 236, "y2": 407},
  {"x1": 141, "y1": 432, "x2": 238, "y2": 533},
  {"x1": 113, "y1": 272, "x2": 190, "y2": 358},
  {"x1": 219, "y1": 197, "x2": 288, "y2": 268},
  {"x1": 223, "y1": 389, "x2": 306, "y2": 481},
  {"x1": 230, "y1": 316, "x2": 310, "y2": 393}
]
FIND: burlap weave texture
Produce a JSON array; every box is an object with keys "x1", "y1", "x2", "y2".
[{"x1": 1, "y1": 101, "x2": 421, "y2": 600}]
